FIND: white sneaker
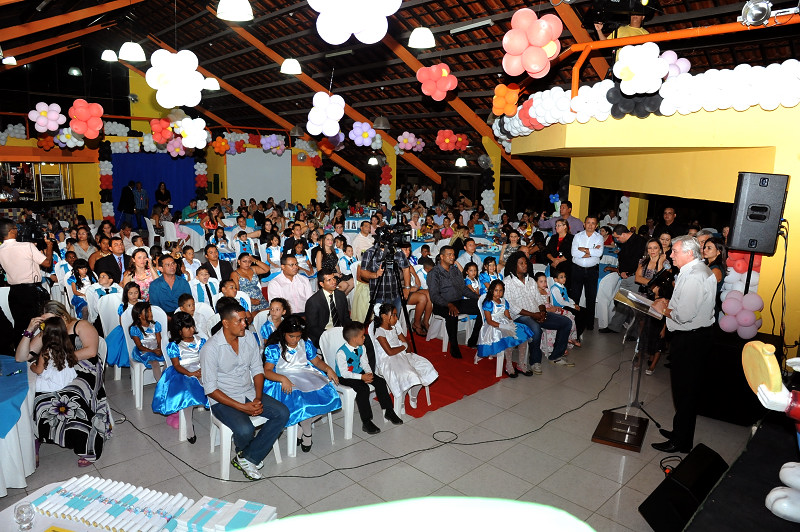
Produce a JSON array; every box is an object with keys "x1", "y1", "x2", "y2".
[
  {"x1": 551, "y1": 356, "x2": 575, "y2": 367},
  {"x1": 532, "y1": 363, "x2": 542, "y2": 375},
  {"x1": 233, "y1": 453, "x2": 263, "y2": 480}
]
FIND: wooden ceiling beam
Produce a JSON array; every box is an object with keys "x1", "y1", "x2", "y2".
[
  {"x1": 211, "y1": 7, "x2": 443, "y2": 185},
  {"x1": 0, "y1": 43, "x2": 80, "y2": 71},
  {"x1": 0, "y1": 0, "x2": 144, "y2": 42},
  {"x1": 4, "y1": 22, "x2": 114, "y2": 58},
  {"x1": 382, "y1": 34, "x2": 542, "y2": 190}
]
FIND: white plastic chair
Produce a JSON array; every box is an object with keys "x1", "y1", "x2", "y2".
[
  {"x1": 161, "y1": 221, "x2": 178, "y2": 244},
  {"x1": 97, "y1": 293, "x2": 124, "y2": 380},
  {"x1": 122, "y1": 305, "x2": 169, "y2": 410},
  {"x1": 189, "y1": 278, "x2": 220, "y2": 307},
  {"x1": 426, "y1": 313, "x2": 476, "y2": 353},
  {"x1": 252, "y1": 311, "x2": 271, "y2": 345},
  {"x1": 97, "y1": 337, "x2": 107, "y2": 367},
  {"x1": 0, "y1": 287, "x2": 12, "y2": 327},
  {"x1": 126, "y1": 245, "x2": 150, "y2": 256},
  {"x1": 285, "y1": 410, "x2": 334, "y2": 458},
  {"x1": 144, "y1": 217, "x2": 159, "y2": 247},
  {"x1": 209, "y1": 411, "x2": 282, "y2": 481},
  {"x1": 193, "y1": 302, "x2": 216, "y2": 340}
]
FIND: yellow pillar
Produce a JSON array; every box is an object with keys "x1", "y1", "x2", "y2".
[
  {"x1": 129, "y1": 71, "x2": 162, "y2": 130},
  {"x1": 626, "y1": 193, "x2": 649, "y2": 229},
  {"x1": 380, "y1": 143, "x2": 397, "y2": 204},
  {"x1": 568, "y1": 184, "x2": 590, "y2": 220},
  {"x1": 481, "y1": 136, "x2": 502, "y2": 214},
  {"x1": 291, "y1": 149, "x2": 317, "y2": 205}
]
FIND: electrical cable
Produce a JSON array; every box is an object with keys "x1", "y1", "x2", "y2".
[{"x1": 107, "y1": 358, "x2": 627, "y2": 483}]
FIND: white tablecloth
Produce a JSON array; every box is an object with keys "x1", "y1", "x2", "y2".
[{"x1": 0, "y1": 369, "x2": 36, "y2": 497}]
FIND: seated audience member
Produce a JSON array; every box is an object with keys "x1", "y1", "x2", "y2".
[
  {"x1": 427, "y1": 246, "x2": 482, "y2": 359},
  {"x1": 335, "y1": 321, "x2": 403, "y2": 434},
  {"x1": 182, "y1": 246, "x2": 201, "y2": 278},
  {"x1": 200, "y1": 302, "x2": 289, "y2": 480},
  {"x1": 456, "y1": 238, "x2": 480, "y2": 272},
  {"x1": 190, "y1": 264, "x2": 220, "y2": 307},
  {"x1": 267, "y1": 254, "x2": 311, "y2": 315},
  {"x1": 203, "y1": 244, "x2": 234, "y2": 282},
  {"x1": 305, "y1": 269, "x2": 352, "y2": 348},
  {"x1": 149, "y1": 254, "x2": 192, "y2": 315},
  {"x1": 231, "y1": 253, "x2": 270, "y2": 315}
]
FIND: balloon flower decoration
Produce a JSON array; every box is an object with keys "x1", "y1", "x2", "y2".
[
  {"x1": 211, "y1": 136, "x2": 229, "y2": 155},
  {"x1": 396, "y1": 131, "x2": 416, "y2": 151},
  {"x1": 493, "y1": 84, "x2": 521, "y2": 117},
  {"x1": 417, "y1": 63, "x2": 458, "y2": 101},
  {"x1": 719, "y1": 290, "x2": 764, "y2": 340},
  {"x1": 501, "y1": 8, "x2": 563, "y2": 79},
  {"x1": 179, "y1": 117, "x2": 208, "y2": 150},
  {"x1": 660, "y1": 50, "x2": 691, "y2": 79},
  {"x1": 37, "y1": 135, "x2": 55, "y2": 151},
  {"x1": 613, "y1": 42, "x2": 670, "y2": 96},
  {"x1": 379, "y1": 164, "x2": 392, "y2": 204},
  {"x1": 28, "y1": 102, "x2": 66, "y2": 133},
  {"x1": 412, "y1": 137, "x2": 425, "y2": 152},
  {"x1": 167, "y1": 137, "x2": 185, "y2": 158},
  {"x1": 436, "y1": 129, "x2": 458, "y2": 151},
  {"x1": 308, "y1": 0, "x2": 401, "y2": 45},
  {"x1": 68, "y1": 99, "x2": 104, "y2": 140},
  {"x1": 57, "y1": 128, "x2": 84, "y2": 149},
  {"x1": 234, "y1": 140, "x2": 246, "y2": 154},
  {"x1": 349, "y1": 122, "x2": 376, "y2": 147},
  {"x1": 150, "y1": 118, "x2": 173, "y2": 144},
  {"x1": 548, "y1": 193, "x2": 561, "y2": 218},
  {"x1": 723, "y1": 250, "x2": 763, "y2": 294},
  {"x1": 307, "y1": 92, "x2": 345, "y2": 137},
  {"x1": 145, "y1": 49, "x2": 205, "y2": 109},
  {"x1": 454, "y1": 133, "x2": 469, "y2": 151},
  {"x1": 519, "y1": 100, "x2": 545, "y2": 130}
]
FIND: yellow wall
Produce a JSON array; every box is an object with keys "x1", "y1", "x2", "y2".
[
  {"x1": 291, "y1": 149, "x2": 317, "y2": 206},
  {"x1": 514, "y1": 105, "x2": 800, "y2": 342},
  {"x1": 129, "y1": 71, "x2": 163, "y2": 131},
  {"x1": 71, "y1": 162, "x2": 101, "y2": 221},
  {"x1": 205, "y1": 149, "x2": 227, "y2": 205}
]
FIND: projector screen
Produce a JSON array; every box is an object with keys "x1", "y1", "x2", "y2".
[{"x1": 226, "y1": 148, "x2": 291, "y2": 205}]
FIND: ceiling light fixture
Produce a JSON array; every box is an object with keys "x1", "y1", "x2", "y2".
[
  {"x1": 216, "y1": 0, "x2": 254, "y2": 21},
  {"x1": 280, "y1": 58, "x2": 301, "y2": 75},
  {"x1": 118, "y1": 41, "x2": 146, "y2": 62},
  {"x1": 368, "y1": 156, "x2": 379, "y2": 165},
  {"x1": 2, "y1": 56, "x2": 17, "y2": 66},
  {"x1": 455, "y1": 157, "x2": 467, "y2": 168},
  {"x1": 408, "y1": 27, "x2": 435, "y2": 49},
  {"x1": 101, "y1": 49, "x2": 118, "y2": 61},
  {"x1": 740, "y1": 0, "x2": 772, "y2": 25},
  {"x1": 202, "y1": 77, "x2": 220, "y2": 90},
  {"x1": 372, "y1": 116, "x2": 390, "y2": 130},
  {"x1": 449, "y1": 19, "x2": 494, "y2": 35},
  {"x1": 289, "y1": 124, "x2": 305, "y2": 137},
  {"x1": 324, "y1": 50, "x2": 353, "y2": 58},
  {"x1": 67, "y1": 67, "x2": 82, "y2": 76}
]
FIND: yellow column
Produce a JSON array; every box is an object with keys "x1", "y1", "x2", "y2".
[
  {"x1": 291, "y1": 149, "x2": 317, "y2": 205},
  {"x1": 380, "y1": 143, "x2": 397, "y2": 204},
  {"x1": 568, "y1": 184, "x2": 590, "y2": 220},
  {"x1": 129, "y1": 71, "x2": 162, "y2": 130},
  {"x1": 626, "y1": 194, "x2": 649, "y2": 228},
  {"x1": 481, "y1": 136, "x2": 502, "y2": 214}
]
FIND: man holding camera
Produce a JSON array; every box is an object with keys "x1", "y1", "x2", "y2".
[
  {"x1": 0, "y1": 218, "x2": 54, "y2": 340},
  {"x1": 360, "y1": 230, "x2": 410, "y2": 317}
]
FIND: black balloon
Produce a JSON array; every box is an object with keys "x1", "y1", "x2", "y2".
[
  {"x1": 606, "y1": 86, "x2": 623, "y2": 104},
  {"x1": 99, "y1": 190, "x2": 113, "y2": 202},
  {"x1": 497, "y1": 117, "x2": 511, "y2": 138},
  {"x1": 606, "y1": 80, "x2": 663, "y2": 120}
]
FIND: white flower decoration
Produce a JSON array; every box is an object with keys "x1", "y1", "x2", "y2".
[{"x1": 145, "y1": 49, "x2": 205, "y2": 109}]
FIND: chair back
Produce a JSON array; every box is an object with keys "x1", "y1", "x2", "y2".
[
  {"x1": 97, "y1": 337, "x2": 108, "y2": 366},
  {"x1": 366, "y1": 322, "x2": 390, "y2": 370},
  {"x1": 161, "y1": 221, "x2": 178, "y2": 242},
  {"x1": 150, "y1": 305, "x2": 170, "y2": 362},
  {"x1": 98, "y1": 293, "x2": 123, "y2": 337},
  {"x1": 194, "y1": 302, "x2": 216, "y2": 339},
  {"x1": 252, "y1": 311, "x2": 271, "y2": 344},
  {"x1": 0, "y1": 287, "x2": 12, "y2": 327},
  {"x1": 144, "y1": 217, "x2": 157, "y2": 246},
  {"x1": 120, "y1": 306, "x2": 136, "y2": 361},
  {"x1": 319, "y1": 327, "x2": 345, "y2": 370}
]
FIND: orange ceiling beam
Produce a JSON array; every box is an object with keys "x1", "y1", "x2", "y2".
[
  {"x1": 147, "y1": 36, "x2": 365, "y2": 181},
  {"x1": 209, "y1": 6, "x2": 442, "y2": 185},
  {"x1": 4, "y1": 22, "x2": 114, "y2": 58},
  {"x1": 0, "y1": 0, "x2": 145, "y2": 42},
  {"x1": 382, "y1": 34, "x2": 542, "y2": 190},
  {"x1": 0, "y1": 43, "x2": 80, "y2": 70},
  {"x1": 0, "y1": 0, "x2": 26, "y2": 6},
  {"x1": 553, "y1": 4, "x2": 610, "y2": 81}
]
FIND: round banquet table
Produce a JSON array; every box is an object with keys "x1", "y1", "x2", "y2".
[{"x1": 0, "y1": 355, "x2": 36, "y2": 497}]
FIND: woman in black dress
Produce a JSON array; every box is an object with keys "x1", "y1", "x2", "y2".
[{"x1": 155, "y1": 182, "x2": 171, "y2": 209}]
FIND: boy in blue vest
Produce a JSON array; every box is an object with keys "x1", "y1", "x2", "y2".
[{"x1": 334, "y1": 322, "x2": 403, "y2": 434}]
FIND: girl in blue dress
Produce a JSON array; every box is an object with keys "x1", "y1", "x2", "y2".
[
  {"x1": 476, "y1": 280, "x2": 535, "y2": 377},
  {"x1": 106, "y1": 282, "x2": 142, "y2": 369},
  {"x1": 67, "y1": 259, "x2": 96, "y2": 320},
  {"x1": 209, "y1": 227, "x2": 236, "y2": 261},
  {"x1": 152, "y1": 312, "x2": 208, "y2": 444},
  {"x1": 463, "y1": 262, "x2": 481, "y2": 297},
  {"x1": 262, "y1": 316, "x2": 341, "y2": 453},
  {"x1": 478, "y1": 256, "x2": 503, "y2": 295},
  {"x1": 264, "y1": 233, "x2": 282, "y2": 282},
  {"x1": 129, "y1": 301, "x2": 164, "y2": 381},
  {"x1": 259, "y1": 297, "x2": 290, "y2": 348}
]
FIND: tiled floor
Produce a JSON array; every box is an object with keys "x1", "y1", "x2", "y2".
[{"x1": 1, "y1": 330, "x2": 753, "y2": 531}]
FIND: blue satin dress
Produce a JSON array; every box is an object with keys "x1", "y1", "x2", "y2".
[
  {"x1": 152, "y1": 337, "x2": 209, "y2": 415},
  {"x1": 130, "y1": 321, "x2": 163, "y2": 368},
  {"x1": 263, "y1": 340, "x2": 341, "y2": 427}
]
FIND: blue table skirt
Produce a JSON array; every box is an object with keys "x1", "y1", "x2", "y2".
[{"x1": 0, "y1": 355, "x2": 29, "y2": 438}]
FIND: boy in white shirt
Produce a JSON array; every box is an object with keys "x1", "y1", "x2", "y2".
[{"x1": 182, "y1": 245, "x2": 202, "y2": 279}]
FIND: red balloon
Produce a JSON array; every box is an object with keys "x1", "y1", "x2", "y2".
[
  {"x1": 540, "y1": 14, "x2": 564, "y2": 37},
  {"x1": 89, "y1": 103, "x2": 104, "y2": 116},
  {"x1": 546, "y1": 38, "x2": 562, "y2": 59},
  {"x1": 511, "y1": 8, "x2": 538, "y2": 30},
  {"x1": 436, "y1": 77, "x2": 451, "y2": 91},
  {"x1": 421, "y1": 80, "x2": 436, "y2": 96},
  {"x1": 522, "y1": 46, "x2": 548, "y2": 74},
  {"x1": 733, "y1": 259, "x2": 748, "y2": 274},
  {"x1": 444, "y1": 75, "x2": 457, "y2": 91},
  {"x1": 502, "y1": 28, "x2": 529, "y2": 55},
  {"x1": 432, "y1": 90, "x2": 446, "y2": 101},
  {"x1": 526, "y1": 23, "x2": 551, "y2": 47},
  {"x1": 71, "y1": 121, "x2": 88, "y2": 134},
  {"x1": 529, "y1": 61, "x2": 551, "y2": 79}
]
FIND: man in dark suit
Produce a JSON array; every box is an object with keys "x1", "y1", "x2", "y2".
[
  {"x1": 203, "y1": 243, "x2": 233, "y2": 282},
  {"x1": 118, "y1": 180, "x2": 137, "y2": 227},
  {"x1": 94, "y1": 236, "x2": 126, "y2": 283},
  {"x1": 305, "y1": 268, "x2": 351, "y2": 348}
]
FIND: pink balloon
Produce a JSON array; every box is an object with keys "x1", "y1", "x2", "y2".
[
  {"x1": 732, "y1": 259, "x2": 748, "y2": 274},
  {"x1": 676, "y1": 57, "x2": 691, "y2": 73},
  {"x1": 661, "y1": 50, "x2": 678, "y2": 64},
  {"x1": 528, "y1": 61, "x2": 551, "y2": 79},
  {"x1": 726, "y1": 290, "x2": 744, "y2": 301},
  {"x1": 540, "y1": 14, "x2": 564, "y2": 38},
  {"x1": 668, "y1": 64, "x2": 680, "y2": 78},
  {"x1": 502, "y1": 53, "x2": 526, "y2": 77},
  {"x1": 755, "y1": 319, "x2": 763, "y2": 328},
  {"x1": 737, "y1": 324, "x2": 759, "y2": 339},
  {"x1": 742, "y1": 292, "x2": 764, "y2": 311},
  {"x1": 719, "y1": 314, "x2": 738, "y2": 333},
  {"x1": 521, "y1": 46, "x2": 548, "y2": 74},
  {"x1": 503, "y1": 28, "x2": 529, "y2": 55},
  {"x1": 511, "y1": 8, "x2": 538, "y2": 30},
  {"x1": 721, "y1": 297, "x2": 742, "y2": 316},
  {"x1": 736, "y1": 309, "x2": 756, "y2": 327},
  {"x1": 526, "y1": 23, "x2": 552, "y2": 47}
]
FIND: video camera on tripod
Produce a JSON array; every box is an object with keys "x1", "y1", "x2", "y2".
[
  {"x1": 17, "y1": 213, "x2": 56, "y2": 252},
  {"x1": 374, "y1": 220, "x2": 412, "y2": 255}
]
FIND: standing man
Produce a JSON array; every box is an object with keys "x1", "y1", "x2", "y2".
[
  {"x1": 427, "y1": 246, "x2": 481, "y2": 359},
  {"x1": 653, "y1": 207, "x2": 687, "y2": 239},
  {"x1": 360, "y1": 238, "x2": 410, "y2": 315},
  {"x1": 651, "y1": 236, "x2": 716, "y2": 453},
  {"x1": 267, "y1": 255, "x2": 311, "y2": 315},
  {"x1": 538, "y1": 201, "x2": 584, "y2": 235},
  {"x1": 253, "y1": 201, "x2": 267, "y2": 227},
  {"x1": 455, "y1": 238, "x2": 480, "y2": 272},
  {"x1": 352, "y1": 221, "x2": 374, "y2": 258},
  {"x1": 94, "y1": 236, "x2": 127, "y2": 284},
  {"x1": 200, "y1": 302, "x2": 290, "y2": 480},
  {"x1": 118, "y1": 180, "x2": 137, "y2": 228},
  {"x1": 440, "y1": 190, "x2": 454, "y2": 210},
  {"x1": 204, "y1": 244, "x2": 234, "y2": 282},
  {"x1": 570, "y1": 215, "x2": 603, "y2": 334},
  {"x1": 0, "y1": 218, "x2": 53, "y2": 339},
  {"x1": 149, "y1": 255, "x2": 191, "y2": 314},
  {"x1": 133, "y1": 181, "x2": 148, "y2": 230},
  {"x1": 305, "y1": 269, "x2": 352, "y2": 348},
  {"x1": 601, "y1": 224, "x2": 647, "y2": 334}
]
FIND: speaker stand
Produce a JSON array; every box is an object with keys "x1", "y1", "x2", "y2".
[
  {"x1": 744, "y1": 252, "x2": 756, "y2": 294},
  {"x1": 592, "y1": 319, "x2": 661, "y2": 452}
]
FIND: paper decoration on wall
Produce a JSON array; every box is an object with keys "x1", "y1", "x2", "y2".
[
  {"x1": 493, "y1": 84, "x2": 521, "y2": 116},
  {"x1": 308, "y1": 0, "x2": 401, "y2": 45},
  {"x1": 613, "y1": 42, "x2": 669, "y2": 96},
  {"x1": 103, "y1": 121, "x2": 130, "y2": 136},
  {"x1": 179, "y1": 117, "x2": 208, "y2": 149},
  {"x1": 501, "y1": 8, "x2": 563, "y2": 79},
  {"x1": 349, "y1": 122, "x2": 376, "y2": 146},
  {"x1": 68, "y1": 99, "x2": 103, "y2": 139},
  {"x1": 307, "y1": 92, "x2": 345, "y2": 137},
  {"x1": 436, "y1": 129, "x2": 458, "y2": 151},
  {"x1": 28, "y1": 102, "x2": 66, "y2": 133},
  {"x1": 396, "y1": 131, "x2": 416, "y2": 150},
  {"x1": 145, "y1": 49, "x2": 205, "y2": 108},
  {"x1": 417, "y1": 63, "x2": 458, "y2": 101},
  {"x1": 57, "y1": 127, "x2": 84, "y2": 148}
]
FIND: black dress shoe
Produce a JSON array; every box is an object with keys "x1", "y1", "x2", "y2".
[
  {"x1": 599, "y1": 327, "x2": 616, "y2": 334},
  {"x1": 451, "y1": 351, "x2": 462, "y2": 359},
  {"x1": 384, "y1": 410, "x2": 403, "y2": 425},
  {"x1": 187, "y1": 434, "x2": 197, "y2": 444},
  {"x1": 504, "y1": 369, "x2": 518, "y2": 378},
  {"x1": 659, "y1": 428, "x2": 674, "y2": 439},
  {"x1": 362, "y1": 420, "x2": 381, "y2": 434},
  {"x1": 298, "y1": 434, "x2": 312, "y2": 452},
  {"x1": 651, "y1": 440, "x2": 690, "y2": 453}
]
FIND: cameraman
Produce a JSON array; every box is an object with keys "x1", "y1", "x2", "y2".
[
  {"x1": 0, "y1": 217, "x2": 54, "y2": 340},
  {"x1": 361, "y1": 232, "x2": 411, "y2": 316}
]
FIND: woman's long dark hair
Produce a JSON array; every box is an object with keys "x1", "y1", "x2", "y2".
[
  {"x1": 640, "y1": 238, "x2": 664, "y2": 269},
  {"x1": 267, "y1": 315, "x2": 307, "y2": 362},
  {"x1": 71, "y1": 258, "x2": 96, "y2": 290},
  {"x1": 130, "y1": 301, "x2": 153, "y2": 336},
  {"x1": 705, "y1": 237, "x2": 728, "y2": 269},
  {"x1": 41, "y1": 316, "x2": 77, "y2": 371},
  {"x1": 486, "y1": 279, "x2": 505, "y2": 301},
  {"x1": 373, "y1": 303, "x2": 395, "y2": 331},
  {"x1": 169, "y1": 311, "x2": 196, "y2": 344},
  {"x1": 503, "y1": 251, "x2": 530, "y2": 279},
  {"x1": 122, "y1": 281, "x2": 141, "y2": 311}
]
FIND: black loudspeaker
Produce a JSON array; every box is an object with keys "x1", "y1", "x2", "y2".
[
  {"x1": 728, "y1": 172, "x2": 789, "y2": 255},
  {"x1": 638, "y1": 444, "x2": 729, "y2": 532}
]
